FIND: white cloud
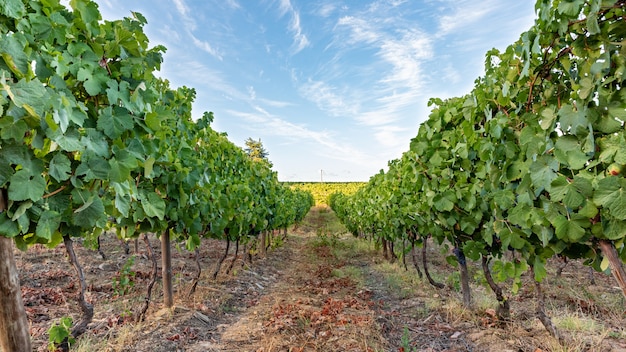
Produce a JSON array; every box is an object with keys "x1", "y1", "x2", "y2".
[
  {"x1": 373, "y1": 125, "x2": 410, "y2": 147},
  {"x1": 258, "y1": 98, "x2": 293, "y2": 108},
  {"x1": 310, "y1": 10, "x2": 433, "y2": 128},
  {"x1": 316, "y1": 3, "x2": 336, "y2": 18},
  {"x1": 225, "y1": 0, "x2": 241, "y2": 10},
  {"x1": 190, "y1": 34, "x2": 222, "y2": 60},
  {"x1": 276, "y1": 0, "x2": 310, "y2": 54},
  {"x1": 172, "y1": 0, "x2": 196, "y2": 30},
  {"x1": 228, "y1": 109, "x2": 371, "y2": 166},
  {"x1": 437, "y1": 0, "x2": 498, "y2": 36},
  {"x1": 247, "y1": 86, "x2": 257, "y2": 100},
  {"x1": 299, "y1": 79, "x2": 359, "y2": 117}
]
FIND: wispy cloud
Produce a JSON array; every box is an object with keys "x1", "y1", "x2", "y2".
[
  {"x1": 436, "y1": 0, "x2": 511, "y2": 37},
  {"x1": 225, "y1": 0, "x2": 241, "y2": 10},
  {"x1": 277, "y1": 0, "x2": 310, "y2": 54},
  {"x1": 190, "y1": 34, "x2": 222, "y2": 59},
  {"x1": 161, "y1": 59, "x2": 245, "y2": 101},
  {"x1": 299, "y1": 79, "x2": 359, "y2": 117},
  {"x1": 373, "y1": 125, "x2": 411, "y2": 148},
  {"x1": 171, "y1": 0, "x2": 223, "y2": 59},
  {"x1": 228, "y1": 109, "x2": 371, "y2": 165},
  {"x1": 316, "y1": 3, "x2": 337, "y2": 18},
  {"x1": 300, "y1": 5, "x2": 433, "y2": 128}
]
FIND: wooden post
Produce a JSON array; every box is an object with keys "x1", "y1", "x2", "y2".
[
  {"x1": 598, "y1": 240, "x2": 626, "y2": 300},
  {"x1": 161, "y1": 228, "x2": 173, "y2": 308},
  {"x1": 0, "y1": 189, "x2": 32, "y2": 351}
]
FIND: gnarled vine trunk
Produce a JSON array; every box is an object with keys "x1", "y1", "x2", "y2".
[
  {"x1": 137, "y1": 234, "x2": 158, "y2": 321},
  {"x1": 454, "y1": 245, "x2": 472, "y2": 307},
  {"x1": 535, "y1": 280, "x2": 563, "y2": 343},
  {"x1": 212, "y1": 239, "x2": 231, "y2": 280},
  {"x1": 410, "y1": 241, "x2": 423, "y2": 279},
  {"x1": 63, "y1": 236, "x2": 94, "y2": 338},
  {"x1": 481, "y1": 255, "x2": 510, "y2": 320},
  {"x1": 422, "y1": 236, "x2": 445, "y2": 289}
]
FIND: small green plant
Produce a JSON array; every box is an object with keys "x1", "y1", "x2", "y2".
[
  {"x1": 314, "y1": 228, "x2": 340, "y2": 248},
  {"x1": 48, "y1": 316, "x2": 75, "y2": 351},
  {"x1": 271, "y1": 235, "x2": 284, "y2": 249},
  {"x1": 446, "y1": 271, "x2": 461, "y2": 292},
  {"x1": 113, "y1": 256, "x2": 136, "y2": 296},
  {"x1": 400, "y1": 326, "x2": 417, "y2": 352}
]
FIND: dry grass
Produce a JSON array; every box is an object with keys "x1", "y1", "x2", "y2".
[{"x1": 15, "y1": 206, "x2": 626, "y2": 352}]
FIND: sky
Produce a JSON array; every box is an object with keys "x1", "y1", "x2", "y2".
[{"x1": 92, "y1": 0, "x2": 537, "y2": 182}]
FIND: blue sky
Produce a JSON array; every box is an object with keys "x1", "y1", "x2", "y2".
[{"x1": 93, "y1": 0, "x2": 536, "y2": 182}]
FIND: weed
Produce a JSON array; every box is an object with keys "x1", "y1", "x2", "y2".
[
  {"x1": 400, "y1": 326, "x2": 417, "y2": 352},
  {"x1": 48, "y1": 316, "x2": 75, "y2": 351},
  {"x1": 271, "y1": 235, "x2": 284, "y2": 249},
  {"x1": 113, "y1": 255, "x2": 136, "y2": 296},
  {"x1": 314, "y1": 228, "x2": 341, "y2": 248}
]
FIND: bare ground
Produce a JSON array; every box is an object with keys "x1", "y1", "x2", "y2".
[{"x1": 14, "y1": 207, "x2": 626, "y2": 352}]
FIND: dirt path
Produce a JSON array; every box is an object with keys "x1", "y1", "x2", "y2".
[{"x1": 15, "y1": 207, "x2": 626, "y2": 351}]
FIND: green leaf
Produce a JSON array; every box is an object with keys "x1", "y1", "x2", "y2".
[
  {"x1": 538, "y1": 227, "x2": 552, "y2": 247},
  {"x1": 596, "y1": 114, "x2": 623, "y2": 134},
  {"x1": 70, "y1": 0, "x2": 101, "y2": 36},
  {"x1": 0, "y1": 212, "x2": 20, "y2": 237},
  {"x1": 140, "y1": 191, "x2": 165, "y2": 220},
  {"x1": 49, "y1": 128, "x2": 83, "y2": 152},
  {"x1": 533, "y1": 256, "x2": 547, "y2": 282},
  {"x1": 540, "y1": 107, "x2": 557, "y2": 130},
  {"x1": 81, "y1": 129, "x2": 110, "y2": 158},
  {"x1": 36, "y1": 210, "x2": 61, "y2": 241},
  {"x1": 499, "y1": 227, "x2": 527, "y2": 250},
  {"x1": 586, "y1": 11, "x2": 600, "y2": 35},
  {"x1": 530, "y1": 155, "x2": 559, "y2": 192},
  {"x1": 594, "y1": 177, "x2": 626, "y2": 220},
  {"x1": 558, "y1": 104, "x2": 587, "y2": 135},
  {"x1": 552, "y1": 214, "x2": 586, "y2": 242},
  {"x1": 49, "y1": 153, "x2": 72, "y2": 182},
  {"x1": 0, "y1": 116, "x2": 28, "y2": 141},
  {"x1": 433, "y1": 190, "x2": 455, "y2": 212},
  {"x1": 554, "y1": 136, "x2": 589, "y2": 170},
  {"x1": 603, "y1": 218, "x2": 625, "y2": 240},
  {"x1": 97, "y1": 106, "x2": 135, "y2": 139},
  {"x1": 0, "y1": 35, "x2": 29, "y2": 77},
  {"x1": 550, "y1": 175, "x2": 589, "y2": 209},
  {"x1": 6, "y1": 79, "x2": 48, "y2": 117},
  {"x1": 0, "y1": 0, "x2": 26, "y2": 19},
  {"x1": 8, "y1": 169, "x2": 46, "y2": 201},
  {"x1": 71, "y1": 191, "x2": 105, "y2": 228},
  {"x1": 493, "y1": 189, "x2": 515, "y2": 210},
  {"x1": 578, "y1": 77, "x2": 593, "y2": 100},
  {"x1": 144, "y1": 156, "x2": 155, "y2": 178},
  {"x1": 112, "y1": 181, "x2": 133, "y2": 218},
  {"x1": 11, "y1": 201, "x2": 32, "y2": 221},
  {"x1": 145, "y1": 112, "x2": 161, "y2": 131},
  {"x1": 77, "y1": 67, "x2": 107, "y2": 96}
]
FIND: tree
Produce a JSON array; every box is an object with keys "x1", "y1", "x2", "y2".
[{"x1": 244, "y1": 138, "x2": 272, "y2": 167}]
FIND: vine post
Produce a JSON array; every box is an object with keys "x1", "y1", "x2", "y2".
[
  {"x1": 0, "y1": 236, "x2": 31, "y2": 352},
  {"x1": 0, "y1": 191, "x2": 31, "y2": 352},
  {"x1": 161, "y1": 228, "x2": 173, "y2": 308}
]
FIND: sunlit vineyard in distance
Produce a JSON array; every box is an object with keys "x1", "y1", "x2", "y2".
[{"x1": 284, "y1": 182, "x2": 366, "y2": 205}]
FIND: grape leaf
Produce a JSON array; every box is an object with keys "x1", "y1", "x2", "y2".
[
  {"x1": 49, "y1": 153, "x2": 72, "y2": 182},
  {"x1": 0, "y1": 0, "x2": 26, "y2": 19},
  {"x1": 98, "y1": 106, "x2": 134, "y2": 139},
  {"x1": 594, "y1": 177, "x2": 626, "y2": 220},
  {"x1": 140, "y1": 191, "x2": 165, "y2": 220},
  {"x1": 36, "y1": 210, "x2": 61, "y2": 241},
  {"x1": 8, "y1": 169, "x2": 46, "y2": 202}
]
